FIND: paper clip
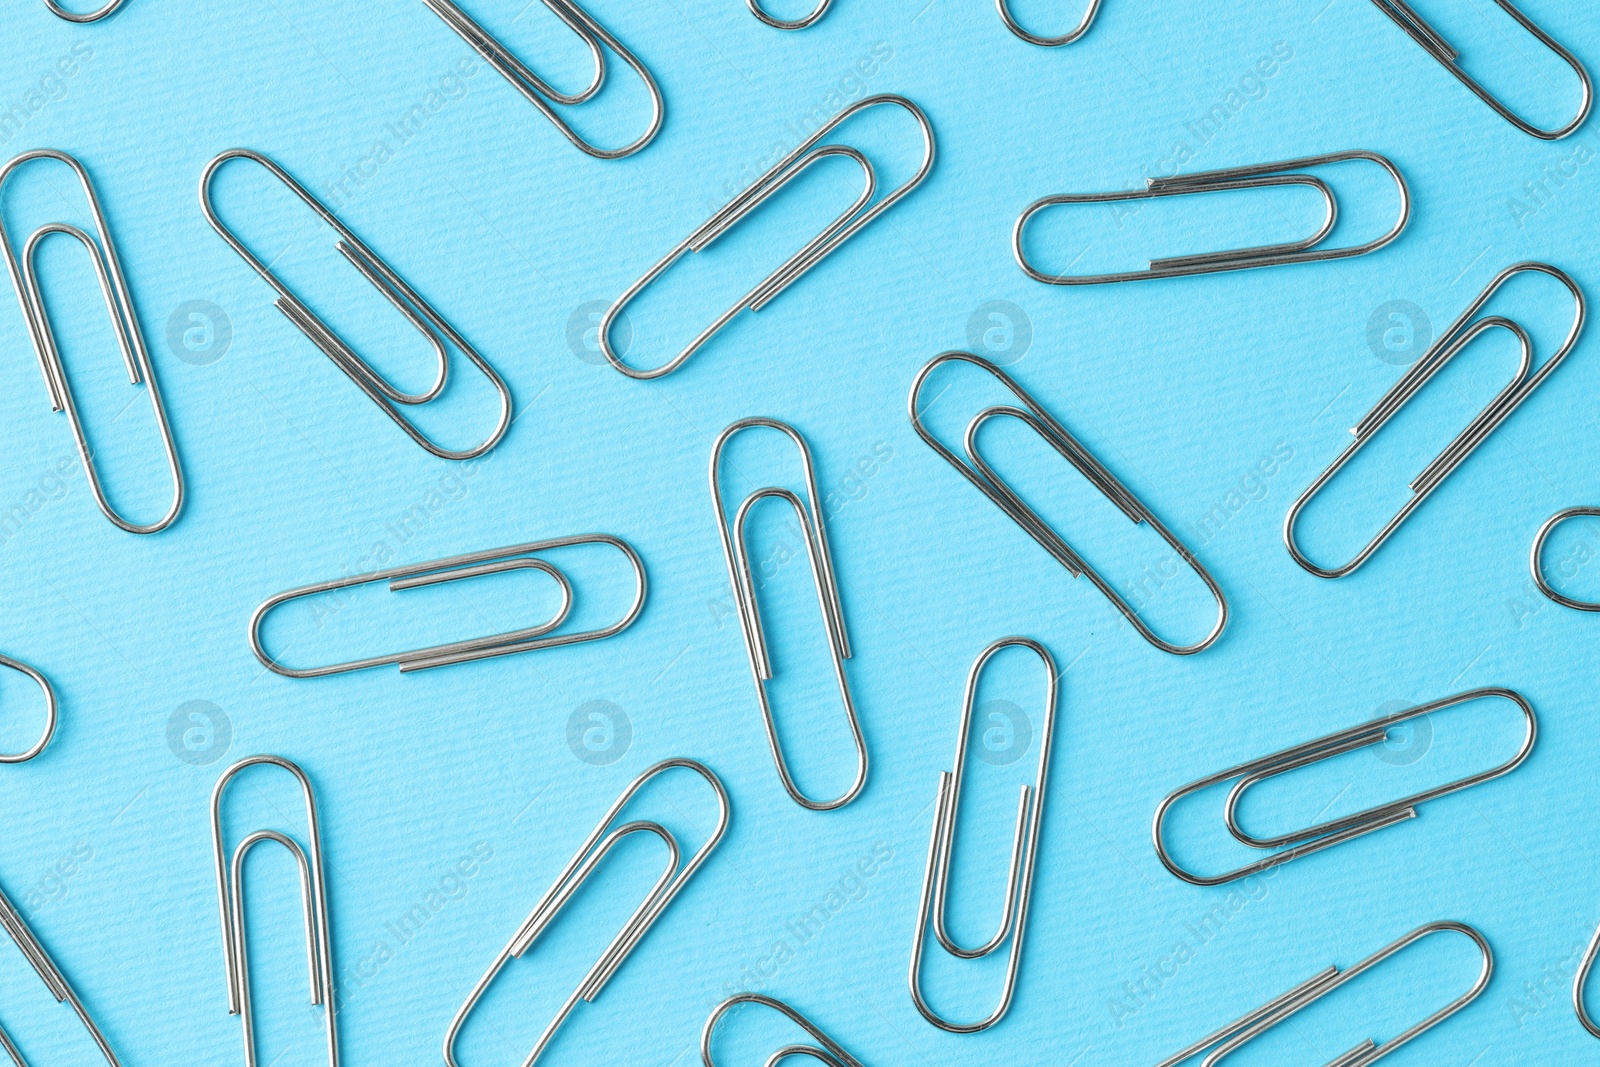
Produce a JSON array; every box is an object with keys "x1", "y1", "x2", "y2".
[
  {"x1": 1369, "y1": 0, "x2": 1591, "y2": 141},
  {"x1": 423, "y1": 0, "x2": 662, "y2": 159},
  {"x1": 909, "y1": 637, "x2": 1056, "y2": 1033},
  {"x1": 1013, "y1": 151, "x2": 1409, "y2": 285},
  {"x1": 210, "y1": 755, "x2": 338, "y2": 1067},
  {"x1": 749, "y1": 0, "x2": 829, "y2": 30},
  {"x1": 1531, "y1": 508, "x2": 1600, "y2": 611},
  {"x1": 710, "y1": 418, "x2": 868, "y2": 811},
  {"x1": 0, "y1": 150, "x2": 185, "y2": 534},
  {"x1": 0, "y1": 653, "x2": 56, "y2": 764},
  {"x1": 997, "y1": 0, "x2": 1101, "y2": 46},
  {"x1": 200, "y1": 149, "x2": 512, "y2": 461},
  {"x1": 42, "y1": 0, "x2": 124, "y2": 21},
  {"x1": 1160, "y1": 921, "x2": 1491, "y2": 1067},
  {"x1": 250, "y1": 533, "x2": 646, "y2": 678},
  {"x1": 909, "y1": 352, "x2": 1228, "y2": 655},
  {"x1": 1578, "y1": 916, "x2": 1600, "y2": 1039},
  {"x1": 1152, "y1": 688, "x2": 1535, "y2": 887},
  {"x1": 702, "y1": 994, "x2": 864, "y2": 1067},
  {"x1": 1285, "y1": 262, "x2": 1585, "y2": 579},
  {"x1": 600, "y1": 94, "x2": 935, "y2": 379},
  {"x1": 444, "y1": 758, "x2": 729, "y2": 1067}
]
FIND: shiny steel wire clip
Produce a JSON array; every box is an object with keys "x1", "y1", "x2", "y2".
[
  {"x1": 200, "y1": 149, "x2": 512, "y2": 461},
  {"x1": 702, "y1": 994, "x2": 864, "y2": 1067},
  {"x1": 600, "y1": 94, "x2": 935, "y2": 379},
  {"x1": 1531, "y1": 508, "x2": 1600, "y2": 611},
  {"x1": 0, "y1": 149, "x2": 185, "y2": 534},
  {"x1": 1285, "y1": 262, "x2": 1585, "y2": 579},
  {"x1": 909, "y1": 637, "x2": 1056, "y2": 1033},
  {"x1": 0, "y1": 653, "x2": 56, "y2": 764},
  {"x1": 997, "y1": 0, "x2": 1101, "y2": 46},
  {"x1": 249, "y1": 534, "x2": 646, "y2": 677},
  {"x1": 42, "y1": 0, "x2": 124, "y2": 21},
  {"x1": 1160, "y1": 922, "x2": 1491, "y2": 1067},
  {"x1": 1152, "y1": 688, "x2": 1536, "y2": 886},
  {"x1": 444, "y1": 759, "x2": 729, "y2": 1067},
  {"x1": 1368, "y1": 0, "x2": 1591, "y2": 141},
  {"x1": 710, "y1": 419, "x2": 868, "y2": 811},
  {"x1": 1579, "y1": 913, "x2": 1600, "y2": 1039},
  {"x1": 1014, "y1": 151, "x2": 1409, "y2": 285},
  {"x1": 909, "y1": 352, "x2": 1228, "y2": 655},
  {"x1": 422, "y1": 0, "x2": 662, "y2": 158},
  {"x1": 748, "y1": 0, "x2": 829, "y2": 30},
  {"x1": 210, "y1": 755, "x2": 338, "y2": 1067}
]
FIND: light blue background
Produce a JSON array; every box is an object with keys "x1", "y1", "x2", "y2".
[{"x1": 0, "y1": 0, "x2": 1598, "y2": 1063}]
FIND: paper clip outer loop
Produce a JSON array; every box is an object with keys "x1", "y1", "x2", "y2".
[
  {"x1": 1575, "y1": 913, "x2": 1600, "y2": 1038},
  {"x1": 1152, "y1": 688, "x2": 1535, "y2": 887},
  {"x1": 710, "y1": 419, "x2": 868, "y2": 811},
  {"x1": 1370, "y1": 0, "x2": 1592, "y2": 141},
  {"x1": 423, "y1": 0, "x2": 663, "y2": 159},
  {"x1": 1284, "y1": 262, "x2": 1586, "y2": 579},
  {"x1": 210, "y1": 755, "x2": 338, "y2": 1067},
  {"x1": 748, "y1": 0, "x2": 830, "y2": 30},
  {"x1": 249, "y1": 533, "x2": 647, "y2": 678},
  {"x1": 909, "y1": 351, "x2": 1228, "y2": 655},
  {"x1": 996, "y1": 0, "x2": 1101, "y2": 46},
  {"x1": 199, "y1": 149, "x2": 513, "y2": 461},
  {"x1": 0, "y1": 149, "x2": 185, "y2": 534},
  {"x1": 42, "y1": 0, "x2": 125, "y2": 21},
  {"x1": 445, "y1": 759, "x2": 729, "y2": 1067},
  {"x1": 600, "y1": 94, "x2": 934, "y2": 380},
  {"x1": 1013, "y1": 151, "x2": 1409, "y2": 285},
  {"x1": 702, "y1": 994, "x2": 866, "y2": 1067},
  {"x1": 0, "y1": 653, "x2": 57, "y2": 764},
  {"x1": 908, "y1": 637, "x2": 1057, "y2": 1033},
  {"x1": 1531, "y1": 507, "x2": 1600, "y2": 611}
]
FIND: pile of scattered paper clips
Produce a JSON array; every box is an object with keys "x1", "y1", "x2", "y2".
[{"x1": 7, "y1": 0, "x2": 1600, "y2": 1064}]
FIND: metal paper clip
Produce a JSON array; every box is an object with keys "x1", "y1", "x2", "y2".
[
  {"x1": 210, "y1": 755, "x2": 337, "y2": 1067},
  {"x1": 0, "y1": 877, "x2": 122, "y2": 1066},
  {"x1": 749, "y1": 0, "x2": 829, "y2": 30},
  {"x1": 444, "y1": 758, "x2": 729, "y2": 1067},
  {"x1": 909, "y1": 352, "x2": 1228, "y2": 655},
  {"x1": 1370, "y1": 0, "x2": 1591, "y2": 140},
  {"x1": 423, "y1": 0, "x2": 662, "y2": 159},
  {"x1": 1160, "y1": 921, "x2": 1491, "y2": 1067},
  {"x1": 1152, "y1": 688, "x2": 1535, "y2": 887},
  {"x1": 1578, "y1": 916, "x2": 1600, "y2": 1039},
  {"x1": 1285, "y1": 262, "x2": 1585, "y2": 579},
  {"x1": 42, "y1": 0, "x2": 124, "y2": 21},
  {"x1": 710, "y1": 419, "x2": 868, "y2": 811},
  {"x1": 1013, "y1": 151, "x2": 1409, "y2": 285},
  {"x1": 909, "y1": 637, "x2": 1056, "y2": 1033},
  {"x1": 0, "y1": 149, "x2": 185, "y2": 534},
  {"x1": 1531, "y1": 507, "x2": 1600, "y2": 611},
  {"x1": 0, "y1": 653, "x2": 56, "y2": 764},
  {"x1": 200, "y1": 149, "x2": 512, "y2": 461},
  {"x1": 997, "y1": 0, "x2": 1101, "y2": 46},
  {"x1": 250, "y1": 533, "x2": 646, "y2": 677},
  {"x1": 601, "y1": 94, "x2": 934, "y2": 379},
  {"x1": 702, "y1": 994, "x2": 864, "y2": 1067}
]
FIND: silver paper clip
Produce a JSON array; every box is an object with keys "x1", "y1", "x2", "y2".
[
  {"x1": 210, "y1": 755, "x2": 338, "y2": 1067},
  {"x1": 1531, "y1": 507, "x2": 1600, "y2": 611},
  {"x1": 600, "y1": 94, "x2": 935, "y2": 379},
  {"x1": 200, "y1": 149, "x2": 512, "y2": 461},
  {"x1": 1369, "y1": 0, "x2": 1591, "y2": 140},
  {"x1": 909, "y1": 637, "x2": 1056, "y2": 1033},
  {"x1": 909, "y1": 352, "x2": 1228, "y2": 655},
  {"x1": 749, "y1": 0, "x2": 829, "y2": 30},
  {"x1": 1014, "y1": 151, "x2": 1409, "y2": 285},
  {"x1": 702, "y1": 994, "x2": 864, "y2": 1067},
  {"x1": 1159, "y1": 922, "x2": 1491, "y2": 1067},
  {"x1": 1152, "y1": 688, "x2": 1535, "y2": 886},
  {"x1": 42, "y1": 0, "x2": 124, "y2": 21},
  {"x1": 250, "y1": 533, "x2": 647, "y2": 677},
  {"x1": 1285, "y1": 262, "x2": 1585, "y2": 579},
  {"x1": 423, "y1": 0, "x2": 662, "y2": 159},
  {"x1": 0, "y1": 653, "x2": 56, "y2": 764},
  {"x1": 0, "y1": 874, "x2": 122, "y2": 1067},
  {"x1": 444, "y1": 758, "x2": 729, "y2": 1067},
  {"x1": 0, "y1": 149, "x2": 185, "y2": 534},
  {"x1": 1579, "y1": 915, "x2": 1600, "y2": 1038},
  {"x1": 997, "y1": 0, "x2": 1101, "y2": 46},
  {"x1": 710, "y1": 418, "x2": 867, "y2": 811}
]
